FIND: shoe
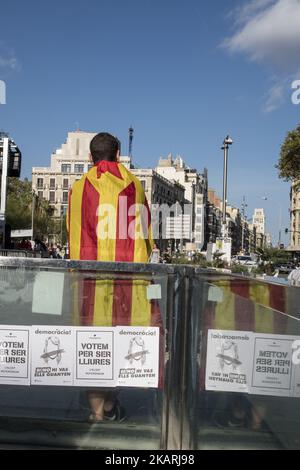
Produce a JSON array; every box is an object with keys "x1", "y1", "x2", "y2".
[
  {"x1": 104, "y1": 400, "x2": 126, "y2": 423},
  {"x1": 213, "y1": 412, "x2": 245, "y2": 429}
]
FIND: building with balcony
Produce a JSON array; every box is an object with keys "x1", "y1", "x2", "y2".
[
  {"x1": 32, "y1": 131, "x2": 96, "y2": 217},
  {"x1": 252, "y1": 208, "x2": 266, "y2": 235},
  {"x1": 289, "y1": 182, "x2": 300, "y2": 250},
  {"x1": 130, "y1": 168, "x2": 186, "y2": 252},
  {"x1": 156, "y1": 154, "x2": 208, "y2": 250},
  {"x1": 32, "y1": 131, "x2": 186, "y2": 251}
]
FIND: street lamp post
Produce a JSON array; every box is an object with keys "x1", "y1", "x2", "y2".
[
  {"x1": 241, "y1": 195, "x2": 248, "y2": 253},
  {"x1": 221, "y1": 135, "x2": 233, "y2": 238},
  {"x1": 31, "y1": 190, "x2": 36, "y2": 242}
]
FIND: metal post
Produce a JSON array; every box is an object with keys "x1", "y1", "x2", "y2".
[
  {"x1": 128, "y1": 126, "x2": 134, "y2": 160},
  {"x1": 0, "y1": 137, "x2": 9, "y2": 215},
  {"x1": 278, "y1": 204, "x2": 282, "y2": 247},
  {"x1": 31, "y1": 192, "x2": 35, "y2": 241},
  {"x1": 0, "y1": 137, "x2": 9, "y2": 248},
  {"x1": 241, "y1": 195, "x2": 247, "y2": 253},
  {"x1": 60, "y1": 207, "x2": 64, "y2": 245},
  {"x1": 222, "y1": 144, "x2": 228, "y2": 238}
]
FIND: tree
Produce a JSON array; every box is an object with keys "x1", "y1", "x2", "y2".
[
  {"x1": 33, "y1": 194, "x2": 56, "y2": 241},
  {"x1": 255, "y1": 247, "x2": 292, "y2": 274},
  {"x1": 276, "y1": 124, "x2": 300, "y2": 182},
  {"x1": 212, "y1": 251, "x2": 226, "y2": 268},
  {"x1": 6, "y1": 178, "x2": 32, "y2": 230},
  {"x1": 6, "y1": 178, "x2": 56, "y2": 241}
]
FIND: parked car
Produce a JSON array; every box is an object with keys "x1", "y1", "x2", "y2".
[
  {"x1": 273, "y1": 263, "x2": 295, "y2": 274},
  {"x1": 232, "y1": 255, "x2": 257, "y2": 266}
]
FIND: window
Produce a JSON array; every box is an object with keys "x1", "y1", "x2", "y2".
[
  {"x1": 74, "y1": 164, "x2": 84, "y2": 173},
  {"x1": 37, "y1": 178, "x2": 43, "y2": 189},
  {"x1": 38, "y1": 191, "x2": 43, "y2": 199},
  {"x1": 140, "y1": 180, "x2": 146, "y2": 190},
  {"x1": 88, "y1": 164, "x2": 93, "y2": 171},
  {"x1": 49, "y1": 191, "x2": 55, "y2": 203},
  {"x1": 63, "y1": 178, "x2": 69, "y2": 189},
  {"x1": 61, "y1": 164, "x2": 71, "y2": 173},
  {"x1": 50, "y1": 178, "x2": 55, "y2": 189},
  {"x1": 62, "y1": 191, "x2": 68, "y2": 204}
]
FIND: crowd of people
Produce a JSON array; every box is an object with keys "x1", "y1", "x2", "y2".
[{"x1": 10, "y1": 238, "x2": 69, "y2": 259}]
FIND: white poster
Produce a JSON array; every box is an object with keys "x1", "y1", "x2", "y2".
[
  {"x1": 205, "y1": 329, "x2": 253, "y2": 393},
  {"x1": 32, "y1": 272, "x2": 65, "y2": 315},
  {"x1": 115, "y1": 326, "x2": 159, "y2": 388},
  {"x1": 0, "y1": 326, "x2": 30, "y2": 385},
  {"x1": 74, "y1": 328, "x2": 115, "y2": 387},
  {"x1": 251, "y1": 334, "x2": 294, "y2": 397},
  {"x1": 31, "y1": 326, "x2": 75, "y2": 386}
]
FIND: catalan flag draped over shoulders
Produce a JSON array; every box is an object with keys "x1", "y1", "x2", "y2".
[
  {"x1": 67, "y1": 160, "x2": 164, "y2": 385},
  {"x1": 67, "y1": 160, "x2": 153, "y2": 262}
]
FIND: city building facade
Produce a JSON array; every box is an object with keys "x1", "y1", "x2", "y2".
[
  {"x1": 207, "y1": 189, "x2": 222, "y2": 244},
  {"x1": 252, "y1": 208, "x2": 266, "y2": 235},
  {"x1": 130, "y1": 168, "x2": 186, "y2": 252},
  {"x1": 289, "y1": 182, "x2": 300, "y2": 250},
  {"x1": 32, "y1": 131, "x2": 96, "y2": 217},
  {"x1": 156, "y1": 154, "x2": 208, "y2": 250},
  {"x1": 32, "y1": 131, "x2": 186, "y2": 251}
]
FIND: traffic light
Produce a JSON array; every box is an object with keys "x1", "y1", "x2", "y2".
[{"x1": 285, "y1": 228, "x2": 289, "y2": 234}]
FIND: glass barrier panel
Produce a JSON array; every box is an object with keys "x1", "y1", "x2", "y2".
[
  {"x1": 193, "y1": 275, "x2": 300, "y2": 450},
  {"x1": 0, "y1": 263, "x2": 170, "y2": 450}
]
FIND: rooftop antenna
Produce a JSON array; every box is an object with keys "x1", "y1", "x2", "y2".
[{"x1": 128, "y1": 126, "x2": 134, "y2": 159}]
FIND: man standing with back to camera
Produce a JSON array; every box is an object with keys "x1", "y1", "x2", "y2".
[{"x1": 67, "y1": 132, "x2": 154, "y2": 421}]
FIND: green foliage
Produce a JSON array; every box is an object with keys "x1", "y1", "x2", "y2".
[
  {"x1": 212, "y1": 251, "x2": 226, "y2": 268},
  {"x1": 170, "y1": 251, "x2": 211, "y2": 267},
  {"x1": 6, "y1": 178, "x2": 32, "y2": 230},
  {"x1": 231, "y1": 265, "x2": 249, "y2": 274},
  {"x1": 250, "y1": 265, "x2": 265, "y2": 275},
  {"x1": 276, "y1": 124, "x2": 300, "y2": 182},
  {"x1": 6, "y1": 178, "x2": 57, "y2": 242},
  {"x1": 256, "y1": 247, "x2": 291, "y2": 266}
]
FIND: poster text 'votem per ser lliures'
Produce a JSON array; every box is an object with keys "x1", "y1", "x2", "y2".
[
  {"x1": 29, "y1": 325, "x2": 160, "y2": 388},
  {"x1": 205, "y1": 329, "x2": 300, "y2": 397}
]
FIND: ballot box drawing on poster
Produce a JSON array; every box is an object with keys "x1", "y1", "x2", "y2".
[
  {"x1": 115, "y1": 326, "x2": 159, "y2": 388},
  {"x1": 74, "y1": 328, "x2": 115, "y2": 387},
  {"x1": 31, "y1": 326, "x2": 75, "y2": 386},
  {"x1": 0, "y1": 326, "x2": 30, "y2": 385},
  {"x1": 205, "y1": 329, "x2": 253, "y2": 393},
  {"x1": 251, "y1": 334, "x2": 294, "y2": 396}
]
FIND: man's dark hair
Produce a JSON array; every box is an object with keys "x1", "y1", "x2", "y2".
[{"x1": 90, "y1": 132, "x2": 120, "y2": 163}]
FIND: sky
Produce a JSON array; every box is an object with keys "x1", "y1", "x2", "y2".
[{"x1": 1, "y1": 0, "x2": 300, "y2": 244}]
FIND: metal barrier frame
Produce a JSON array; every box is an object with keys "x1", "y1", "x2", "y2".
[
  {"x1": 0, "y1": 258, "x2": 193, "y2": 450},
  {"x1": 0, "y1": 259, "x2": 295, "y2": 450}
]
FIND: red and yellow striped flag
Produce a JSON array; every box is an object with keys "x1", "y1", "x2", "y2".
[
  {"x1": 67, "y1": 161, "x2": 164, "y2": 385},
  {"x1": 67, "y1": 160, "x2": 153, "y2": 262}
]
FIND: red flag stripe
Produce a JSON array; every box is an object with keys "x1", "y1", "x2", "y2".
[
  {"x1": 231, "y1": 279, "x2": 255, "y2": 332},
  {"x1": 269, "y1": 284, "x2": 288, "y2": 334},
  {"x1": 67, "y1": 188, "x2": 72, "y2": 248},
  {"x1": 81, "y1": 279, "x2": 96, "y2": 326},
  {"x1": 80, "y1": 179, "x2": 99, "y2": 260},
  {"x1": 115, "y1": 182, "x2": 136, "y2": 262},
  {"x1": 112, "y1": 279, "x2": 133, "y2": 326}
]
